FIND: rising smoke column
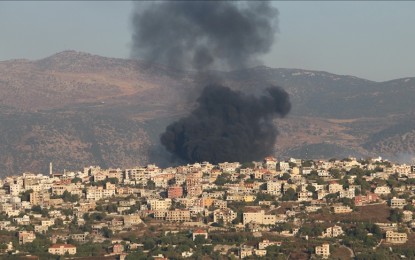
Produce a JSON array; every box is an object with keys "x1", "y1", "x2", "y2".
[
  {"x1": 161, "y1": 84, "x2": 290, "y2": 164},
  {"x1": 131, "y1": 1, "x2": 279, "y2": 70},
  {"x1": 131, "y1": 1, "x2": 291, "y2": 163}
]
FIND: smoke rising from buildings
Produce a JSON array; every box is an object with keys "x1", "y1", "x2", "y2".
[
  {"x1": 131, "y1": 1, "x2": 279, "y2": 71},
  {"x1": 161, "y1": 84, "x2": 291, "y2": 164},
  {"x1": 131, "y1": 1, "x2": 291, "y2": 163}
]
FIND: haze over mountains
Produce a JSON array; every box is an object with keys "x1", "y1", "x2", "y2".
[{"x1": 0, "y1": 51, "x2": 414, "y2": 176}]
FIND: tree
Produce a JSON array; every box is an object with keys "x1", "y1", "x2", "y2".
[
  {"x1": 106, "y1": 203, "x2": 118, "y2": 213},
  {"x1": 288, "y1": 162, "x2": 297, "y2": 168},
  {"x1": 71, "y1": 177, "x2": 82, "y2": 183},
  {"x1": 389, "y1": 209, "x2": 403, "y2": 222},
  {"x1": 31, "y1": 205, "x2": 42, "y2": 213},
  {"x1": 216, "y1": 218, "x2": 225, "y2": 227},
  {"x1": 102, "y1": 227, "x2": 113, "y2": 238},
  {"x1": 61, "y1": 208, "x2": 74, "y2": 217},
  {"x1": 255, "y1": 192, "x2": 274, "y2": 202},
  {"x1": 280, "y1": 173, "x2": 291, "y2": 181},
  {"x1": 83, "y1": 213, "x2": 90, "y2": 221},
  {"x1": 54, "y1": 218, "x2": 64, "y2": 228},
  {"x1": 325, "y1": 192, "x2": 339, "y2": 203},
  {"x1": 329, "y1": 168, "x2": 341, "y2": 179},
  {"x1": 200, "y1": 245, "x2": 213, "y2": 255},
  {"x1": 302, "y1": 160, "x2": 314, "y2": 167},
  {"x1": 386, "y1": 174, "x2": 399, "y2": 188},
  {"x1": 62, "y1": 190, "x2": 79, "y2": 203},
  {"x1": 146, "y1": 180, "x2": 156, "y2": 190},
  {"x1": 282, "y1": 188, "x2": 296, "y2": 201},
  {"x1": 214, "y1": 173, "x2": 230, "y2": 186},
  {"x1": 306, "y1": 184, "x2": 316, "y2": 193},
  {"x1": 241, "y1": 162, "x2": 255, "y2": 169},
  {"x1": 404, "y1": 204, "x2": 415, "y2": 211},
  {"x1": 168, "y1": 178, "x2": 176, "y2": 185},
  {"x1": 194, "y1": 235, "x2": 208, "y2": 245},
  {"x1": 339, "y1": 197, "x2": 354, "y2": 208},
  {"x1": 299, "y1": 224, "x2": 324, "y2": 237},
  {"x1": 20, "y1": 189, "x2": 33, "y2": 202},
  {"x1": 90, "y1": 212, "x2": 106, "y2": 221},
  {"x1": 143, "y1": 238, "x2": 156, "y2": 250}
]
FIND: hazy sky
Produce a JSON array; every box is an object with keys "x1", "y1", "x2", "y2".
[{"x1": 0, "y1": 1, "x2": 414, "y2": 82}]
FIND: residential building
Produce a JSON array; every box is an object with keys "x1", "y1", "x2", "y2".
[
  {"x1": 328, "y1": 182, "x2": 343, "y2": 194},
  {"x1": 213, "y1": 208, "x2": 237, "y2": 225},
  {"x1": 354, "y1": 193, "x2": 379, "y2": 206},
  {"x1": 320, "y1": 225, "x2": 343, "y2": 238},
  {"x1": 192, "y1": 229, "x2": 208, "y2": 241},
  {"x1": 333, "y1": 205, "x2": 353, "y2": 214},
  {"x1": 385, "y1": 231, "x2": 407, "y2": 244},
  {"x1": 243, "y1": 209, "x2": 276, "y2": 225},
  {"x1": 239, "y1": 245, "x2": 254, "y2": 259},
  {"x1": 297, "y1": 191, "x2": 313, "y2": 201},
  {"x1": 339, "y1": 189, "x2": 355, "y2": 199},
  {"x1": 165, "y1": 209, "x2": 191, "y2": 222},
  {"x1": 167, "y1": 186, "x2": 183, "y2": 199},
  {"x1": 390, "y1": 197, "x2": 406, "y2": 209},
  {"x1": 148, "y1": 199, "x2": 172, "y2": 210},
  {"x1": 258, "y1": 240, "x2": 282, "y2": 250},
  {"x1": 48, "y1": 244, "x2": 77, "y2": 255},
  {"x1": 18, "y1": 231, "x2": 36, "y2": 245},
  {"x1": 374, "y1": 186, "x2": 391, "y2": 195},
  {"x1": 402, "y1": 211, "x2": 413, "y2": 222},
  {"x1": 315, "y1": 243, "x2": 330, "y2": 258}
]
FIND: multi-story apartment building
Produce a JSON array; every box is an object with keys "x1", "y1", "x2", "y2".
[
  {"x1": 390, "y1": 197, "x2": 406, "y2": 209},
  {"x1": 333, "y1": 205, "x2": 353, "y2": 214},
  {"x1": 167, "y1": 186, "x2": 183, "y2": 199},
  {"x1": 165, "y1": 209, "x2": 191, "y2": 222},
  {"x1": 328, "y1": 182, "x2": 343, "y2": 194},
  {"x1": 213, "y1": 208, "x2": 237, "y2": 225},
  {"x1": 320, "y1": 225, "x2": 343, "y2": 238},
  {"x1": 374, "y1": 186, "x2": 391, "y2": 195},
  {"x1": 385, "y1": 231, "x2": 407, "y2": 244},
  {"x1": 354, "y1": 193, "x2": 379, "y2": 206},
  {"x1": 30, "y1": 191, "x2": 50, "y2": 206},
  {"x1": 339, "y1": 189, "x2": 355, "y2": 199},
  {"x1": 402, "y1": 211, "x2": 413, "y2": 222},
  {"x1": 315, "y1": 243, "x2": 330, "y2": 258},
  {"x1": 48, "y1": 244, "x2": 77, "y2": 255},
  {"x1": 18, "y1": 231, "x2": 36, "y2": 244},
  {"x1": 266, "y1": 181, "x2": 282, "y2": 196},
  {"x1": 243, "y1": 209, "x2": 276, "y2": 225},
  {"x1": 148, "y1": 199, "x2": 172, "y2": 211}
]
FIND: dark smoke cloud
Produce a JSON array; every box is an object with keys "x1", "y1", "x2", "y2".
[
  {"x1": 131, "y1": 1, "x2": 279, "y2": 71},
  {"x1": 131, "y1": 1, "x2": 290, "y2": 164},
  {"x1": 161, "y1": 85, "x2": 291, "y2": 164}
]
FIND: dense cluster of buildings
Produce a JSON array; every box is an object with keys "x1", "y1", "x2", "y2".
[{"x1": 0, "y1": 156, "x2": 415, "y2": 258}]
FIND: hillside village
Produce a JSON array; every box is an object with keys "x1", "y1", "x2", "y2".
[{"x1": 1, "y1": 157, "x2": 415, "y2": 259}]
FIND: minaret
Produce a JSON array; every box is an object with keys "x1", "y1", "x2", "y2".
[{"x1": 49, "y1": 162, "x2": 53, "y2": 176}]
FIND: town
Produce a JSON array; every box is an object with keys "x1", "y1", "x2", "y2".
[{"x1": 1, "y1": 157, "x2": 415, "y2": 259}]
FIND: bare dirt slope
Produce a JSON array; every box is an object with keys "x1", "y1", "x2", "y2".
[{"x1": 0, "y1": 51, "x2": 414, "y2": 176}]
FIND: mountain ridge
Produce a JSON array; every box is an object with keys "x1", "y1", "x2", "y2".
[{"x1": 0, "y1": 51, "x2": 414, "y2": 176}]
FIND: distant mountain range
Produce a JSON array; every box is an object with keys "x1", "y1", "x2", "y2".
[{"x1": 0, "y1": 50, "x2": 414, "y2": 176}]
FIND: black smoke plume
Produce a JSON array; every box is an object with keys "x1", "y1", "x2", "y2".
[
  {"x1": 131, "y1": 1, "x2": 290, "y2": 164},
  {"x1": 131, "y1": 1, "x2": 279, "y2": 70},
  {"x1": 160, "y1": 85, "x2": 291, "y2": 164}
]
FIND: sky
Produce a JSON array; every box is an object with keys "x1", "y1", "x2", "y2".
[{"x1": 0, "y1": 1, "x2": 414, "y2": 82}]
